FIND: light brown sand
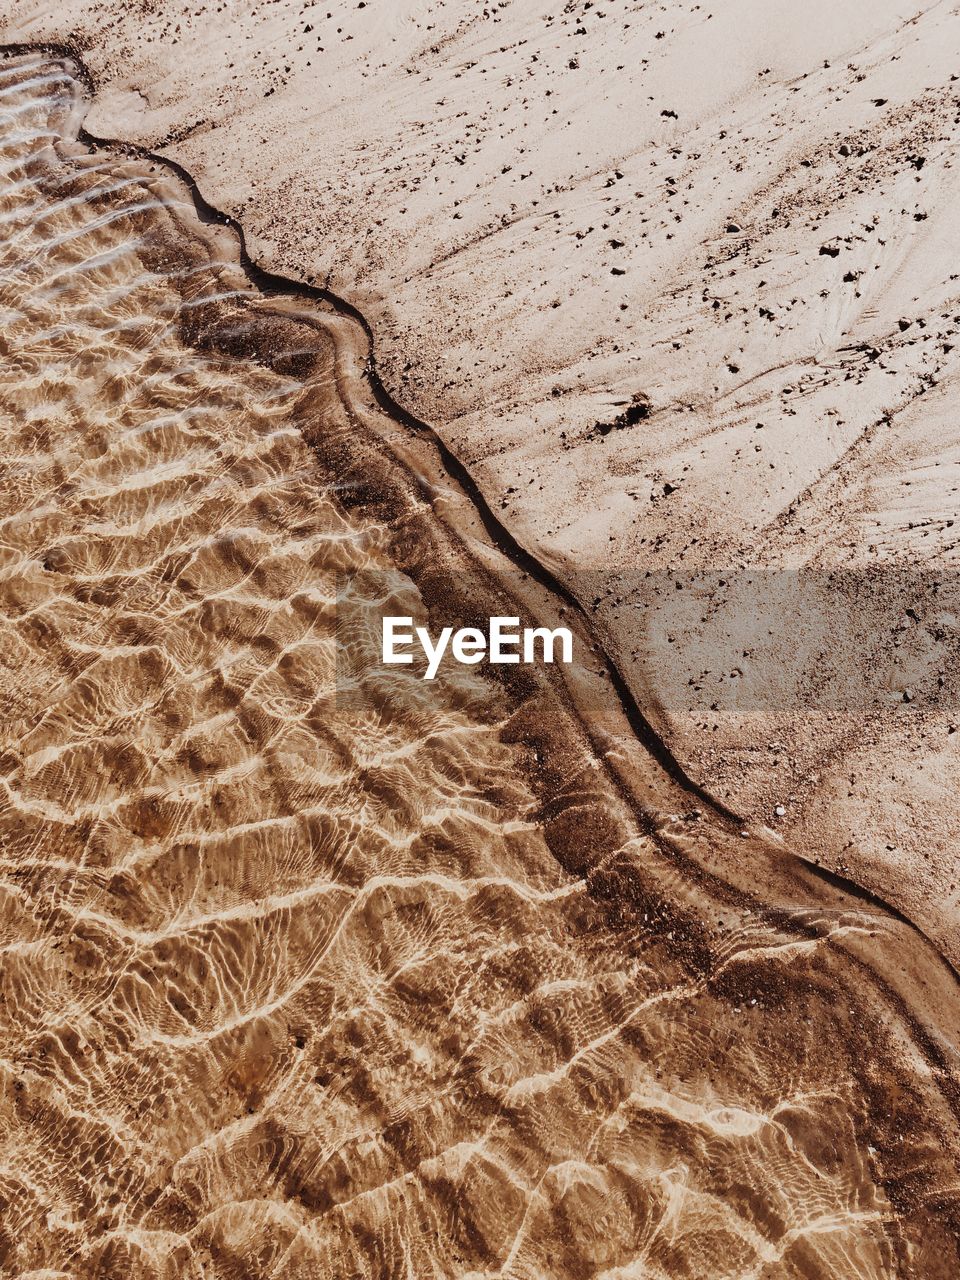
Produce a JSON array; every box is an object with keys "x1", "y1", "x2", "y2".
[
  {"x1": 0, "y1": 11, "x2": 959, "y2": 1278},
  {"x1": 4, "y1": 0, "x2": 958, "y2": 960}
]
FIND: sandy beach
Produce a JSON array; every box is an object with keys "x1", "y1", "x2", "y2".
[
  {"x1": 0, "y1": 4, "x2": 958, "y2": 1276},
  {"x1": 6, "y1": 0, "x2": 959, "y2": 951}
]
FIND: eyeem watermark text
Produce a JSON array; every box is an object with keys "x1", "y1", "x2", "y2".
[{"x1": 382, "y1": 616, "x2": 574, "y2": 680}]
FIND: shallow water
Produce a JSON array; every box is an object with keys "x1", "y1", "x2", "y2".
[{"x1": 0, "y1": 52, "x2": 958, "y2": 1280}]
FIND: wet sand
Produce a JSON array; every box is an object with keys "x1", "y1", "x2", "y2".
[{"x1": 0, "y1": 51, "x2": 958, "y2": 1280}]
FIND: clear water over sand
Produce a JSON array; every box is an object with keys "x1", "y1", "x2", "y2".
[{"x1": 0, "y1": 53, "x2": 958, "y2": 1279}]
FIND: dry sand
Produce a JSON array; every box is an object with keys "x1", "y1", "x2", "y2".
[{"x1": 0, "y1": 4, "x2": 958, "y2": 1276}]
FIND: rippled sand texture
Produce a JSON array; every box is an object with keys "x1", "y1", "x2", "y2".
[{"x1": 1, "y1": 54, "x2": 960, "y2": 1279}]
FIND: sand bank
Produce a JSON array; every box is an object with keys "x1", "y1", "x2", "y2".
[{"x1": 4, "y1": 0, "x2": 958, "y2": 959}]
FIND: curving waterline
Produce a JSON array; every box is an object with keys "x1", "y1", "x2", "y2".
[
  {"x1": 3, "y1": 39, "x2": 959, "y2": 994},
  {"x1": 0, "y1": 44, "x2": 958, "y2": 1278}
]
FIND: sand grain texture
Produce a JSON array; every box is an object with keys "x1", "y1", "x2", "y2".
[
  {"x1": 4, "y1": 0, "x2": 960, "y2": 953},
  {"x1": 0, "y1": 20, "x2": 958, "y2": 1280}
]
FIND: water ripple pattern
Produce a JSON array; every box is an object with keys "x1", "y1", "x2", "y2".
[{"x1": 0, "y1": 52, "x2": 958, "y2": 1280}]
